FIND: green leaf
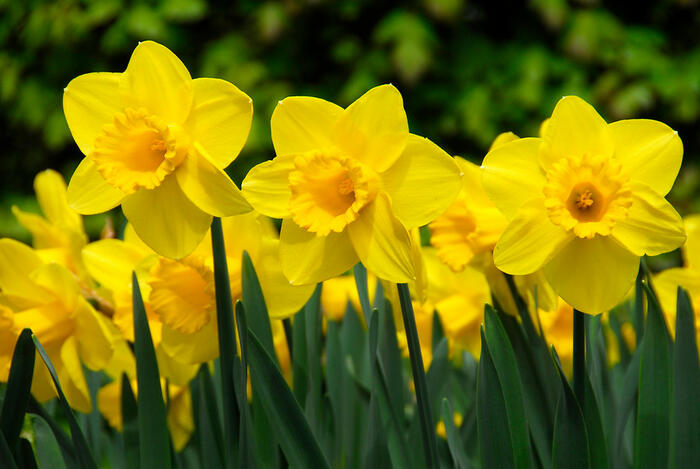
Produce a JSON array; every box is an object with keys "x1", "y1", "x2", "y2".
[
  {"x1": 241, "y1": 251, "x2": 276, "y2": 357},
  {"x1": 194, "y1": 365, "x2": 225, "y2": 468},
  {"x1": 32, "y1": 414, "x2": 67, "y2": 469},
  {"x1": 292, "y1": 302, "x2": 309, "y2": 405},
  {"x1": 132, "y1": 271, "x2": 171, "y2": 469},
  {"x1": 582, "y1": 372, "x2": 609, "y2": 469},
  {"x1": 0, "y1": 328, "x2": 35, "y2": 454},
  {"x1": 482, "y1": 305, "x2": 532, "y2": 469},
  {"x1": 353, "y1": 263, "x2": 372, "y2": 323},
  {"x1": 551, "y1": 348, "x2": 590, "y2": 469},
  {"x1": 634, "y1": 284, "x2": 672, "y2": 469},
  {"x1": 669, "y1": 287, "x2": 700, "y2": 468},
  {"x1": 613, "y1": 348, "x2": 640, "y2": 468},
  {"x1": 397, "y1": 282, "x2": 439, "y2": 468},
  {"x1": 211, "y1": 217, "x2": 239, "y2": 468},
  {"x1": 304, "y1": 285, "x2": 324, "y2": 439},
  {"x1": 32, "y1": 335, "x2": 97, "y2": 469},
  {"x1": 477, "y1": 328, "x2": 515, "y2": 469},
  {"x1": 0, "y1": 431, "x2": 18, "y2": 469},
  {"x1": 441, "y1": 399, "x2": 471, "y2": 469},
  {"x1": 234, "y1": 301, "x2": 251, "y2": 469},
  {"x1": 246, "y1": 328, "x2": 330, "y2": 469},
  {"x1": 27, "y1": 399, "x2": 78, "y2": 468},
  {"x1": 17, "y1": 437, "x2": 38, "y2": 469},
  {"x1": 120, "y1": 373, "x2": 139, "y2": 469},
  {"x1": 363, "y1": 310, "x2": 391, "y2": 468}
]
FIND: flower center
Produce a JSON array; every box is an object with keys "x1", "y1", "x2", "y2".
[
  {"x1": 288, "y1": 150, "x2": 378, "y2": 235},
  {"x1": 148, "y1": 255, "x2": 214, "y2": 334},
  {"x1": 90, "y1": 108, "x2": 189, "y2": 193},
  {"x1": 543, "y1": 154, "x2": 632, "y2": 239}
]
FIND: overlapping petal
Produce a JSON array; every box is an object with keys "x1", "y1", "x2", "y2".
[
  {"x1": 122, "y1": 41, "x2": 193, "y2": 124},
  {"x1": 73, "y1": 297, "x2": 113, "y2": 371},
  {"x1": 175, "y1": 146, "x2": 251, "y2": 217},
  {"x1": 611, "y1": 182, "x2": 685, "y2": 256},
  {"x1": 347, "y1": 194, "x2": 415, "y2": 283},
  {"x1": 492, "y1": 199, "x2": 572, "y2": 275},
  {"x1": 333, "y1": 84, "x2": 409, "y2": 172},
  {"x1": 381, "y1": 134, "x2": 462, "y2": 229},
  {"x1": 544, "y1": 236, "x2": 639, "y2": 314},
  {"x1": 279, "y1": 219, "x2": 358, "y2": 285},
  {"x1": 63, "y1": 72, "x2": 123, "y2": 155},
  {"x1": 122, "y1": 176, "x2": 212, "y2": 259},
  {"x1": 271, "y1": 97, "x2": 343, "y2": 156},
  {"x1": 241, "y1": 155, "x2": 296, "y2": 219},
  {"x1": 34, "y1": 170, "x2": 83, "y2": 233},
  {"x1": 481, "y1": 137, "x2": 545, "y2": 219},
  {"x1": 82, "y1": 239, "x2": 151, "y2": 291},
  {"x1": 67, "y1": 158, "x2": 125, "y2": 215},
  {"x1": 185, "y1": 78, "x2": 253, "y2": 168},
  {"x1": 608, "y1": 119, "x2": 683, "y2": 196}
]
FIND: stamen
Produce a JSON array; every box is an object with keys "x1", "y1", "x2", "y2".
[
  {"x1": 575, "y1": 190, "x2": 594, "y2": 209},
  {"x1": 337, "y1": 178, "x2": 354, "y2": 195},
  {"x1": 150, "y1": 139, "x2": 167, "y2": 152}
]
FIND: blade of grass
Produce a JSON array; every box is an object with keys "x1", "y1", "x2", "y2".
[
  {"x1": 634, "y1": 284, "x2": 672, "y2": 469},
  {"x1": 132, "y1": 272, "x2": 171, "y2": 469},
  {"x1": 442, "y1": 399, "x2": 470, "y2": 469},
  {"x1": 669, "y1": 287, "x2": 700, "y2": 468},
  {"x1": 0, "y1": 328, "x2": 35, "y2": 455},
  {"x1": 32, "y1": 334, "x2": 97, "y2": 469},
  {"x1": 246, "y1": 327, "x2": 330, "y2": 468},
  {"x1": 120, "y1": 373, "x2": 139, "y2": 469},
  {"x1": 397, "y1": 282, "x2": 439, "y2": 469},
  {"x1": 210, "y1": 217, "x2": 240, "y2": 469}
]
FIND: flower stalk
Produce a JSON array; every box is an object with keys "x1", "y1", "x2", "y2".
[{"x1": 572, "y1": 308, "x2": 585, "y2": 408}]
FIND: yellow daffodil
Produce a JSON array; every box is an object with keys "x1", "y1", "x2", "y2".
[
  {"x1": 655, "y1": 214, "x2": 700, "y2": 345},
  {"x1": 537, "y1": 298, "x2": 574, "y2": 373},
  {"x1": 482, "y1": 96, "x2": 685, "y2": 314},
  {"x1": 97, "y1": 343, "x2": 193, "y2": 451},
  {"x1": 242, "y1": 84, "x2": 461, "y2": 284},
  {"x1": 0, "y1": 239, "x2": 114, "y2": 412},
  {"x1": 12, "y1": 170, "x2": 89, "y2": 280},
  {"x1": 63, "y1": 41, "x2": 253, "y2": 259}
]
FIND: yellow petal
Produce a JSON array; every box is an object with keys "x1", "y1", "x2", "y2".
[
  {"x1": 67, "y1": 158, "x2": 125, "y2": 215},
  {"x1": 82, "y1": 239, "x2": 150, "y2": 291},
  {"x1": 381, "y1": 134, "x2": 462, "y2": 229},
  {"x1": 63, "y1": 72, "x2": 123, "y2": 155},
  {"x1": 73, "y1": 297, "x2": 113, "y2": 371},
  {"x1": 347, "y1": 194, "x2": 415, "y2": 283},
  {"x1": 11, "y1": 207, "x2": 66, "y2": 249},
  {"x1": 97, "y1": 381, "x2": 123, "y2": 430},
  {"x1": 654, "y1": 268, "x2": 700, "y2": 323},
  {"x1": 175, "y1": 146, "x2": 251, "y2": 217},
  {"x1": 160, "y1": 318, "x2": 219, "y2": 365},
  {"x1": 279, "y1": 219, "x2": 358, "y2": 285},
  {"x1": 271, "y1": 96, "x2": 344, "y2": 156},
  {"x1": 333, "y1": 84, "x2": 409, "y2": 172},
  {"x1": 256, "y1": 238, "x2": 315, "y2": 319},
  {"x1": 34, "y1": 170, "x2": 83, "y2": 233},
  {"x1": 241, "y1": 155, "x2": 295, "y2": 219},
  {"x1": 122, "y1": 176, "x2": 212, "y2": 259},
  {"x1": 185, "y1": 78, "x2": 253, "y2": 168},
  {"x1": 493, "y1": 199, "x2": 572, "y2": 275},
  {"x1": 611, "y1": 183, "x2": 685, "y2": 256},
  {"x1": 544, "y1": 236, "x2": 639, "y2": 314},
  {"x1": 540, "y1": 96, "x2": 612, "y2": 168},
  {"x1": 59, "y1": 336, "x2": 92, "y2": 413},
  {"x1": 29, "y1": 263, "x2": 80, "y2": 311},
  {"x1": 489, "y1": 131, "x2": 519, "y2": 151},
  {"x1": 481, "y1": 137, "x2": 545, "y2": 219},
  {"x1": 167, "y1": 386, "x2": 194, "y2": 451},
  {"x1": 122, "y1": 41, "x2": 193, "y2": 124},
  {"x1": 0, "y1": 239, "x2": 54, "y2": 307},
  {"x1": 156, "y1": 346, "x2": 198, "y2": 385},
  {"x1": 608, "y1": 119, "x2": 683, "y2": 196},
  {"x1": 31, "y1": 348, "x2": 59, "y2": 403},
  {"x1": 683, "y1": 215, "x2": 700, "y2": 270}
]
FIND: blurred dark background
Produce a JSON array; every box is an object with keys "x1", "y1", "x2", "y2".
[{"x1": 1, "y1": 0, "x2": 699, "y2": 239}]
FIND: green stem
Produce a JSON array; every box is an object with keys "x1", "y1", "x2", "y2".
[
  {"x1": 397, "y1": 283, "x2": 438, "y2": 468},
  {"x1": 573, "y1": 308, "x2": 585, "y2": 408},
  {"x1": 211, "y1": 217, "x2": 239, "y2": 469}
]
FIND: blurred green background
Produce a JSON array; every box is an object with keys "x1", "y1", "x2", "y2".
[{"x1": 1, "y1": 0, "x2": 699, "y2": 240}]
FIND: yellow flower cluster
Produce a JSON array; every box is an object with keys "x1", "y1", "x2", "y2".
[{"x1": 0, "y1": 40, "x2": 692, "y2": 449}]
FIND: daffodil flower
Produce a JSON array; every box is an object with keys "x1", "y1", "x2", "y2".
[
  {"x1": 0, "y1": 239, "x2": 114, "y2": 412},
  {"x1": 63, "y1": 41, "x2": 253, "y2": 259},
  {"x1": 12, "y1": 170, "x2": 89, "y2": 281},
  {"x1": 655, "y1": 215, "x2": 700, "y2": 346},
  {"x1": 242, "y1": 84, "x2": 462, "y2": 284},
  {"x1": 482, "y1": 96, "x2": 686, "y2": 314}
]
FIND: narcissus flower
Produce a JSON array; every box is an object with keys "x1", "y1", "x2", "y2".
[
  {"x1": 655, "y1": 214, "x2": 700, "y2": 346},
  {"x1": 242, "y1": 84, "x2": 461, "y2": 284},
  {"x1": 321, "y1": 273, "x2": 376, "y2": 322},
  {"x1": 63, "y1": 41, "x2": 253, "y2": 259},
  {"x1": 12, "y1": 170, "x2": 89, "y2": 282},
  {"x1": 0, "y1": 239, "x2": 114, "y2": 412},
  {"x1": 482, "y1": 96, "x2": 685, "y2": 314}
]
